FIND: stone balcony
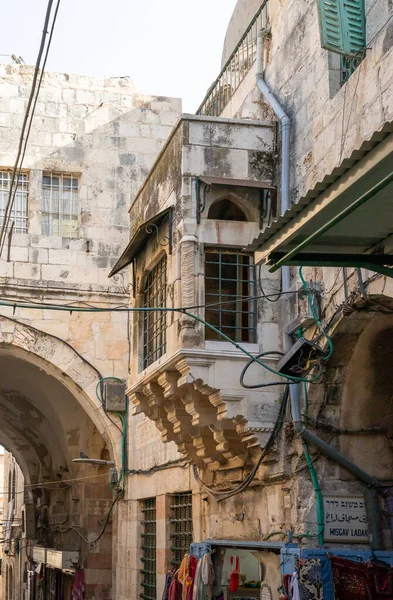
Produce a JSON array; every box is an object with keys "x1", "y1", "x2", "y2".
[{"x1": 112, "y1": 114, "x2": 280, "y2": 469}]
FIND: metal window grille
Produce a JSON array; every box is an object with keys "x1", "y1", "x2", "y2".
[
  {"x1": 170, "y1": 493, "x2": 193, "y2": 568},
  {"x1": 140, "y1": 498, "x2": 156, "y2": 600},
  {"x1": 0, "y1": 171, "x2": 28, "y2": 233},
  {"x1": 340, "y1": 53, "x2": 364, "y2": 86},
  {"x1": 143, "y1": 256, "x2": 167, "y2": 369},
  {"x1": 42, "y1": 173, "x2": 79, "y2": 237},
  {"x1": 205, "y1": 249, "x2": 256, "y2": 343},
  {"x1": 196, "y1": 1, "x2": 268, "y2": 117}
]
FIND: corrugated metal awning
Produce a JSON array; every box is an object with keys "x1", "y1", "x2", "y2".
[
  {"x1": 109, "y1": 208, "x2": 172, "y2": 277},
  {"x1": 250, "y1": 126, "x2": 393, "y2": 277}
]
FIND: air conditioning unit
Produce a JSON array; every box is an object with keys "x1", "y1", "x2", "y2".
[
  {"x1": 103, "y1": 380, "x2": 126, "y2": 412},
  {"x1": 282, "y1": 277, "x2": 321, "y2": 335},
  {"x1": 21, "y1": 504, "x2": 36, "y2": 540}
]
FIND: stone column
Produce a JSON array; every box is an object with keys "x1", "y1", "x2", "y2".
[{"x1": 179, "y1": 235, "x2": 203, "y2": 348}]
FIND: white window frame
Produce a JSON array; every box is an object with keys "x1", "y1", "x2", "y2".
[
  {"x1": 42, "y1": 172, "x2": 79, "y2": 237},
  {"x1": 0, "y1": 170, "x2": 29, "y2": 234}
]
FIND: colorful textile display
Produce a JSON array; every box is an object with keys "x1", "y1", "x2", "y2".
[
  {"x1": 192, "y1": 553, "x2": 214, "y2": 600},
  {"x1": 298, "y1": 559, "x2": 323, "y2": 599},
  {"x1": 162, "y1": 570, "x2": 175, "y2": 600},
  {"x1": 331, "y1": 557, "x2": 371, "y2": 600},
  {"x1": 72, "y1": 571, "x2": 84, "y2": 600},
  {"x1": 168, "y1": 578, "x2": 183, "y2": 600}
]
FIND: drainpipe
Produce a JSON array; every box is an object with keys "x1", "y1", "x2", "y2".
[
  {"x1": 256, "y1": 31, "x2": 290, "y2": 216},
  {"x1": 255, "y1": 30, "x2": 391, "y2": 546}
]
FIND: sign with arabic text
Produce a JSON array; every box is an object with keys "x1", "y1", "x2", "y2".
[{"x1": 323, "y1": 495, "x2": 369, "y2": 543}]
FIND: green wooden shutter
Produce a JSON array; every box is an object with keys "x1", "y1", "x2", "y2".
[{"x1": 316, "y1": 0, "x2": 366, "y2": 57}]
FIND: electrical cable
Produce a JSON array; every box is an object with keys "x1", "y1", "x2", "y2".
[
  {"x1": 0, "y1": 297, "x2": 326, "y2": 384},
  {"x1": 258, "y1": 264, "x2": 282, "y2": 302},
  {"x1": 55, "y1": 491, "x2": 121, "y2": 547},
  {"x1": 0, "y1": 0, "x2": 61, "y2": 253},
  {"x1": 240, "y1": 350, "x2": 296, "y2": 389},
  {"x1": 193, "y1": 384, "x2": 289, "y2": 501},
  {"x1": 0, "y1": 291, "x2": 297, "y2": 312},
  {"x1": 299, "y1": 267, "x2": 333, "y2": 360},
  {"x1": 301, "y1": 383, "x2": 324, "y2": 546},
  {"x1": 0, "y1": 0, "x2": 56, "y2": 254},
  {"x1": 2, "y1": 0, "x2": 61, "y2": 253}
]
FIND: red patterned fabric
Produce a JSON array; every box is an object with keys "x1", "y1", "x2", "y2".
[
  {"x1": 168, "y1": 579, "x2": 183, "y2": 600},
  {"x1": 331, "y1": 557, "x2": 371, "y2": 600},
  {"x1": 331, "y1": 557, "x2": 393, "y2": 600}
]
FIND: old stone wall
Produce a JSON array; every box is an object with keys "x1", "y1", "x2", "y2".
[
  {"x1": 217, "y1": 0, "x2": 393, "y2": 545},
  {"x1": 221, "y1": 0, "x2": 393, "y2": 204},
  {"x1": 0, "y1": 64, "x2": 182, "y2": 599}
]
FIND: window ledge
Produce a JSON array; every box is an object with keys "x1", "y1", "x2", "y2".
[{"x1": 204, "y1": 340, "x2": 259, "y2": 353}]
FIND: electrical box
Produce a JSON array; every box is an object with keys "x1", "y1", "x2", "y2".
[
  {"x1": 22, "y1": 504, "x2": 36, "y2": 540},
  {"x1": 276, "y1": 337, "x2": 325, "y2": 377},
  {"x1": 46, "y1": 550, "x2": 79, "y2": 570},
  {"x1": 282, "y1": 277, "x2": 321, "y2": 335},
  {"x1": 103, "y1": 380, "x2": 126, "y2": 412}
]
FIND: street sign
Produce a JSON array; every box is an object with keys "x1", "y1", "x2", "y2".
[{"x1": 323, "y1": 495, "x2": 369, "y2": 543}]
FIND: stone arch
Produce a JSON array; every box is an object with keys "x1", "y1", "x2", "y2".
[
  {"x1": 0, "y1": 315, "x2": 119, "y2": 480},
  {"x1": 0, "y1": 316, "x2": 118, "y2": 599},
  {"x1": 339, "y1": 313, "x2": 393, "y2": 480},
  {"x1": 205, "y1": 190, "x2": 257, "y2": 223},
  {"x1": 207, "y1": 198, "x2": 248, "y2": 221}
]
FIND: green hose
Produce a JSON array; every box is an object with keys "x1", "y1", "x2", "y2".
[{"x1": 301, "y1": 381, "x2": 324, "y2": 546}]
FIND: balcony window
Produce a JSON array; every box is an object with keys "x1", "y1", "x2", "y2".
[
  {"x1": 205, "y1": 249, "x2": 256, "y2": 343},
  {"x1": 143, "y1": 255, "x2": 167, "y2": 368},
  {"x1": 42, "y1": 173, "x2": 79, "y2": 237},
  {"x1": 0, "y1": 171, "x2": 28, "y2": 233}
]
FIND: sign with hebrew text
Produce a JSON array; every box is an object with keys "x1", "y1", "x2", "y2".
[{"x1": 323, "y1": 495, "x2": 369, "y2": 543}]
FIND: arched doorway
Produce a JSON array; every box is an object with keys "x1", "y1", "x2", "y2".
[{"x1": 0, "y1": 317, "x2": 121, "y2": 600}]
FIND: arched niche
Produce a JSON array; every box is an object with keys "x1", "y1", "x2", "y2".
[
  {"x1": 340, "y1": 314, "x2": 393, "y2": 480},
  {"x1": 208, "y1": 198, "x2": 248, "y2": 221}
]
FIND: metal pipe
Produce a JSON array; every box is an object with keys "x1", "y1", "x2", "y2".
[
  {"x1": 357, "y1": 267, "x2": 367, "y2": 297},
  {"x1": 255, "y1": 27, "x2": 389, "y2": 546},
  {"x1": 364, "y1": 488, "x2": 383, "y2": 549},
  {"x1": 256, "y1": 31, "x2": 290, "y2": 214},
  {"x1": 384, "y1": 496, "x2": 393, "y2": 546}
]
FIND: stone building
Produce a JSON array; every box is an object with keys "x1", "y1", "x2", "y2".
[
  {"x1": 3, "y1": 0, "x2": 393, "y2": 598},
  {"x1": 110, "y1": 0, "x2": 393, "y2": 598},
  {"x1": 0, "y1": 63, "x2": 181, "y2": 600},
  {"x1": 1, "y1": 451, "x2": 26, "y2": 600}
]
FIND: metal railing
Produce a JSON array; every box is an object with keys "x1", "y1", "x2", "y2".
[{"x1": 196, "y1": 1, "x2": 268, "y2": 117}]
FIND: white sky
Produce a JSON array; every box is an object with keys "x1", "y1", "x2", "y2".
[{"x1": 1, "y1": 0, "x2": 238, "y2": 113}]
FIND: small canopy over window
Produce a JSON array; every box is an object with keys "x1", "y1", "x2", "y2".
[{"x1": 208, "y1": 199, "x2": 247, "y2": 221}]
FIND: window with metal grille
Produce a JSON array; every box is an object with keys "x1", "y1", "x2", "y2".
[
  {"x1": 140, "y1": 498, "x2": 156, "y2": 600},
  {"x1": 143, "y1": 256, "x2": 167, "y2": 369},
  {"x1": 205, "y1": 249, "x2": 256, "y2": 343},
  {"x1": 0, "y1": 171, "x2": 28, "y2": 233},
  {"x1": 42, "y1": 173, "x2": 79, "y2": 237},
  {"x1": 170, "y1": 493, "x2": 193, "y2": 568}
]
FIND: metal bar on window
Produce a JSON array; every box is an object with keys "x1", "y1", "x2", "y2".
[
  {"x1": 141, "y1": 498, "x2": 156, "y2": 600},
  {"x1": 204, "y1": 249, "x2": 256, "y2": 343},
  {"x1": 143, "y1": 256, "x2": 167, "y2": 369},
  {"x1": 42, "y1": 173, "x2": 79, "y2": 238},
  {"x1": 170, "y1": 493, "x2": 193, "y2": 568},
  {"x1": 0, "y1": 171, "x2": 28, "y2": 234}
]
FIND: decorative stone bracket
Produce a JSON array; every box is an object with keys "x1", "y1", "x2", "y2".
[{"x1": 127, "y1": 354, "x2": 263, "y2": 469}]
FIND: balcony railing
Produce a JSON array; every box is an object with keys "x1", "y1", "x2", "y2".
[{"x1": 196, "y1": 1, "x2": 268, "y2": 117}]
